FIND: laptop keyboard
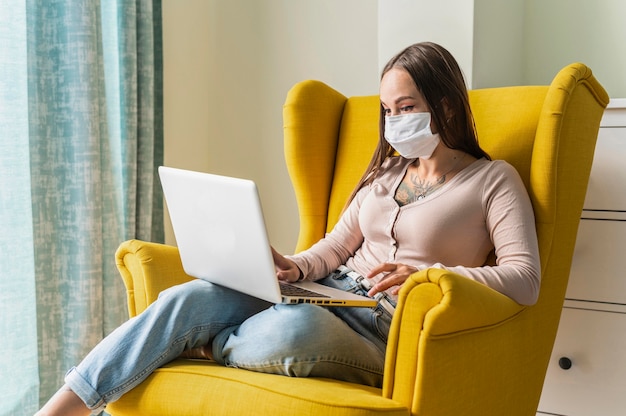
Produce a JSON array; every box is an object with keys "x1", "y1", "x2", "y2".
[{"x1": 279, "y1": 282, "x2": 330, "y2": 298}]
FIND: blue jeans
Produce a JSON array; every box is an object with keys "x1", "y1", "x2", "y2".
[{"x1": 64, "y1": 271, "x2": 393, "y2": 413}]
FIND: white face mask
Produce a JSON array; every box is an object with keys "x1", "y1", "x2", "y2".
[{"x1": 384, "y1": 112, "x2": 440, "y2": 159}]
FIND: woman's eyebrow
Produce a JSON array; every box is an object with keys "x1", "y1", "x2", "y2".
[
  {"x1": 393, "y1": 95, "x2": 415, "y2": 104},
  {"x1": 380, "y1": 96, "x2": 415, "y2": 107}
]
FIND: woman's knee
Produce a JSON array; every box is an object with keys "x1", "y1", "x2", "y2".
[
  {"x1": 158, "y1": 279, "x2": 201, "y2": 299},
  {"x1": 224, "y1": 304, "x2": 344, "y2": 353},
  {"x1": 266, "y1": 304, "x2": 331, "y2": 335},
  {"x1": 155, "y1": 279, "x2": 216, "y2": 312}
]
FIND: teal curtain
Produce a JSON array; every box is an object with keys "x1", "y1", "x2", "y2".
[{"x1": 0, "y1": 1, "x2": 163, "y2": 414}]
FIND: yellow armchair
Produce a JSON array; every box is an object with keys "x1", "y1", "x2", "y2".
[{"x1": 109, "y1": 63, "x2": 608, "y2": 416}]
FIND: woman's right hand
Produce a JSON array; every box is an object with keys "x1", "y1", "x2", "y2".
[
  {"x1": 271, "y1": 247, "x2": 303, "y2": 282},
  {"x1": 366, "y1": 262, "x2": 418, "y2": 296}
]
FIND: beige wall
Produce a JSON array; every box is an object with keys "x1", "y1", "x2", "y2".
[
  {"x1": 377, "y1": 0, "x2": 626, "y2": 95},
  {"x1": 523, "y1": 0, "x2": 626, "y2": 96},
  {"x1": 378, "y1": 0, "x2": 476, "y2": 84},
  {"x1": 162, "y1": 0, "x2": 378, "y2": 253},
  {"x1": 162, "y1": 0, "x2": 625, "y2": 253}
]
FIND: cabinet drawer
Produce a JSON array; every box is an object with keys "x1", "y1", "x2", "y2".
[
  {"x1": 584, "y1": 127, "x2": 626, "y2": 211},
  {"x1": 566, "y1": 219, "x2": 626, "y2": 304},
  {"x1": 537, "y1": 308, "x2": 626, "y2": 415}
]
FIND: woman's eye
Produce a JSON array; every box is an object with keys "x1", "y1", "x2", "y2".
[
  {"x1": 383, "y1": 108, "x2": 391, "y2": 115},
  {"x1": 400, "y1": 106, "x2": 414, "y2": 112}
]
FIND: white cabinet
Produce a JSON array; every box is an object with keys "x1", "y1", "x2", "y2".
[{"x1": 537, "y1": 99, "x2": 626, "y2": 415}]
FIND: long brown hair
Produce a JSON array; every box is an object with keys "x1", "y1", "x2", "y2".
[{"x1": 346, "y1": 42, "x2": 490, "y2": 206}]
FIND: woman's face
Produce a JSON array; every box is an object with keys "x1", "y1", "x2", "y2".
[{"x1": 379, "y1": 68, "x2": 429, "y2": 117}]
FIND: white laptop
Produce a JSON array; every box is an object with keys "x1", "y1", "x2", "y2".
[{"x1": 158, "y1": 166, "x2": 377, "y2": 308}]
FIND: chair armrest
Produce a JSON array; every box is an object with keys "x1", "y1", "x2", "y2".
[
  {"x1": 383, "y1": 268, "x2": 525, "y2": 408},
  {"x1": 409, "y1": 268, "x2": 524, "y2": 335},
  {"x1": 115, "y1": 239, "x2": 195, "y2": 317}
]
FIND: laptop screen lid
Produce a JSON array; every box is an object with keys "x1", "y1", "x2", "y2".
[
  {"x1": 159, "y1": 166, "x2": 283, "y2": 304},
  {"x1": 159, "y1": 166, "x2": 377, "y2": 308}
]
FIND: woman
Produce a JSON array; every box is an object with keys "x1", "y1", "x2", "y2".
[{"x1": 37, "y1": 42, "x2": 540, "y2": 415}]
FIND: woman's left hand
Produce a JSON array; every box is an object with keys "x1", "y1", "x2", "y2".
[{"x1": 366, "y1": 263, "x2": 419, "y2": 297}]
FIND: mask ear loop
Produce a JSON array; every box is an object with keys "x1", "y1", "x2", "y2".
[{"x1": 433, "y1": 97, "x2": 453, "y2": 133}]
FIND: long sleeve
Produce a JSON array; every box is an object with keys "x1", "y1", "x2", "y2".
[{"x1": 428, "y1": 161, "x2": 541, "y2": 305}]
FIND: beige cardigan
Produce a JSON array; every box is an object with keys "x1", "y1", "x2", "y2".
[{"x1": 288, "y1": 156, "x2": 541, "y2": 305}]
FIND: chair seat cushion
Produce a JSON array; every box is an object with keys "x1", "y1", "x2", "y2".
[{"x1": 106, "y1": 360, "x2": 409, "y2": 416}]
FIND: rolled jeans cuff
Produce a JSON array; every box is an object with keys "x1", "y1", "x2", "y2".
[{"x1": 64, "y1": 366, "x2": 107, "y2": 414}]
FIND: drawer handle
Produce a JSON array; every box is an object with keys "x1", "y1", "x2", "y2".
[{"x1": 558, "y1": 357, "x2": 573, "y2": 370}]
